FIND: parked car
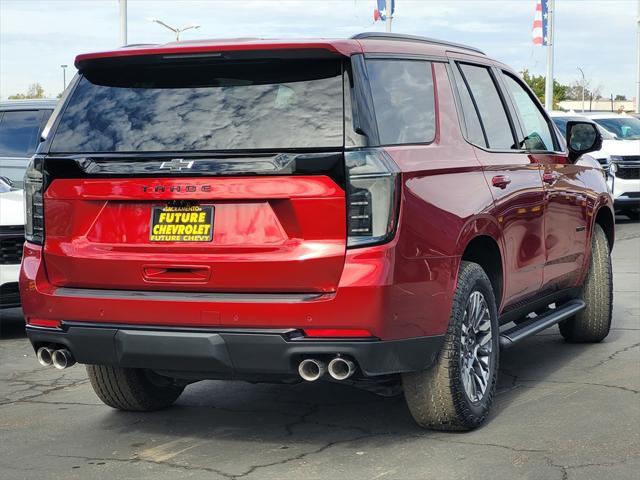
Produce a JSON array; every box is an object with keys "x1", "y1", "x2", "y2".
[
  {"x1": 549, "y1": 112, "x2": 613, "y2": 164},
  {"x1": 583, "y1": 113, "x2": 640, "y2": 220},
  {"x1": 0, "y1": 99, "x2": 56, "y2": 309},
  {"x1": 550, "y1": 112, "x2": 640, "y2": 220},
  {"x1": 21, "y1": 33, "x2": 613, "y2": 430}
]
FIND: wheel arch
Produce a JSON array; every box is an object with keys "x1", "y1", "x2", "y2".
[
  {"x1": 459, "y1": 234, "x2": 504, "y2": 311},
  {"x1": 452, "y1": 213, "x2": 505, "y2": 312},
  {"x1": 594, "y1": 204, "x2": 615, "y2": 251}
]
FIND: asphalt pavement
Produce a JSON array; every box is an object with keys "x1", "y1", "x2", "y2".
[{"x1": 1, "y1": 219, "x2": 638, "y2": 480}]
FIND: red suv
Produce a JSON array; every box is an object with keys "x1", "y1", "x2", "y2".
[{"x1": 21, "y1": 33, "x2": 614, "y2": 430}]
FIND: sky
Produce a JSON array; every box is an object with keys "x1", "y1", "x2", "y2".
[{"x1": 0, "y1": 0, "x2": 637, "y2": 100}]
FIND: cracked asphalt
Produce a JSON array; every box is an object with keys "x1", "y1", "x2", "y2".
[{"x1": 1, "y1": 219, "x2": 638, "y2": 480}]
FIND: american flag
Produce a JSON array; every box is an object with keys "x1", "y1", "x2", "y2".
[
  {"x1": 374, "y1": 0, "x2": 394, "y2": 22},
  {"x1": 532, "y1": 0, "x2": 549, "y2": 46}
]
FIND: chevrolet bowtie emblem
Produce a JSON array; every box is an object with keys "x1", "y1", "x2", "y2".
[{"x1": 159, "y1": 158, "x2": 194, "y2": 171}]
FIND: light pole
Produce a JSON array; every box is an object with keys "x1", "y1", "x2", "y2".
[
  {"x1": 61, "y1": 64, "x2": 68, "y2": 91},
  {"x1": 148, "y1": 18, "x2": 200, "y2": 42},
  {"x1": 577, "y1": 67, "x2": 586, "y2": 113}
]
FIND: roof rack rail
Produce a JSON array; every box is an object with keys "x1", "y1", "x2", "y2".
[
  {"x1": 351, "y1": 32, "x2": 485, "y2": 55},
  {"x1": 121, "y1": 43, "x2": 157, "y2": 49}
]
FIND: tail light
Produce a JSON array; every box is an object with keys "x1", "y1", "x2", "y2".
[
  {"x1": 345, "y1": 148, "x2": 400, "y2": 247},
  {"x1": 24, "y1": 157, "x2": 45, "y2": 244}
]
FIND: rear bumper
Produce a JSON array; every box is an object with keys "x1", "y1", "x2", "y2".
[
  {"x1": 21, "y1": 242, "x2": 457, "y2": 340},
  {"x1": 26, "y1": 323, "x2": 444, "y2": 379}
]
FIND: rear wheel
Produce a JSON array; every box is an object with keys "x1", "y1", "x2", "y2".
[
  {"x1": 402, "y1": 261, "x2": 499, "y2": 430},
  {"x1": 87, "y1": 365, "x2": 184, "y2": 411},
  {"x1": 559, "y1": 224, "x2": 612, "y2": 342}
]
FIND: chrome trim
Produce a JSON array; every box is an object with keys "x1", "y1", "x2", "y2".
[{"x1": 53, "y1": 287, "x2": 330, "y2": 303}]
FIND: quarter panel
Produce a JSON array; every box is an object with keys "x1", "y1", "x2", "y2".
[{"x1": 378, "y1": 62, "x2": 498, "y2": 337}]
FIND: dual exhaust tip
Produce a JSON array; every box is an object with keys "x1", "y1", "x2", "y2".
[
  {"x1": 298, "y1": 357, "x2": 356, "y2": 382},
  {"x1": 37, "y1": 347, "x2": 75, "y2": 370},
  {"x1": 38, "y1": 347, "x2": 352, "y2": 378}
]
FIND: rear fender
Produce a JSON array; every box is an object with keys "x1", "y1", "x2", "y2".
[{"x1": 452, "y1": 216, "x2": 504, "y2": 300}]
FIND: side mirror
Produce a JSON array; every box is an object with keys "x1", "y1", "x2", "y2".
[{"x1": 566, "y1": 121, "x2": 602, "y2": 162}]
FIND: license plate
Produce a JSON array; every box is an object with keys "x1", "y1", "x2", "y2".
[{"x1": 150, "y1": 205, "x2": 214, "y2": 242}]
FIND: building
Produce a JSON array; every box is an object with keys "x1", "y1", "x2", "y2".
[{"x1": 558, "y1": 98, "x2": 636, "y2": 113}]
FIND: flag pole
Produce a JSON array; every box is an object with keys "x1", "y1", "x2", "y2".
[
  {"x1": 119, "y1": 0, "x2": 128, "y2": 46},
  {"x1": 636, "y1": 0, "x2": 639, "y2": 113},
  {"x1": 544, "y1": 0, "x2": 554, "y2": 110},
  {"x1": 385, "y1": 0, "x2": 392, "y2": 32}
]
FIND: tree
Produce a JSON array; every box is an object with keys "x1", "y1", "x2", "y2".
[
  {"x1": 565, "y1": 80, "x2": 603, "y2": 102},
  {"x1": 520, "y1": 70, "x2": 568, "y2": 109},
  {"x1": 8, "y1": 83, "x2": 46, "y2": 100},
  {"x1": 614, "y1": 94, "x2": 627, "y2": 101}
]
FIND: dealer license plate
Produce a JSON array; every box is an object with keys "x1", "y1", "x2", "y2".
[{"x1": 150, "y1": 205, "x2": 214, "y2": 242}]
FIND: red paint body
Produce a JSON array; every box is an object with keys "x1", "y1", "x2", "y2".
[{"x1": 20, "y1": 37, "x2": 614, "y2": 342}]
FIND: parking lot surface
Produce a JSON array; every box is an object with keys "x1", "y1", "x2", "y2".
[{"x1": 1, "y1": 219, "x2": 638, "y2": 480}]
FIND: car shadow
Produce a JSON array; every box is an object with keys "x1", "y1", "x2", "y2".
[
  {"x1": 0, "y1": 307, "x2": 26, "y2": 339},
  {"x1": 93, "y1": 325, "x2": 612, "y2": 442}
]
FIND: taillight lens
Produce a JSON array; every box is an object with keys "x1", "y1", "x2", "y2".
[
  {"x1": 24, "y1": 157, "x2": 45, "y2": 244},
  {"x1": 346, "y1": 148, "x2": 400, "y2": 247}
]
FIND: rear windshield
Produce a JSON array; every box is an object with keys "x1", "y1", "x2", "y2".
[
  {"x1": 50, "y1": 59, "x2": 344, "y2": 153},
  {"x1": 0, "y1": 110, "x2": 45, "y2": 157}
]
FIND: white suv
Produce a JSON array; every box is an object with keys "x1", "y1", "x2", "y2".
[
  {"x1": 0, "y1": 100, "x2": 56, "y2": 308},
  {"x1": 551, "y1": 112, "x2": 640, "y2": 220}
]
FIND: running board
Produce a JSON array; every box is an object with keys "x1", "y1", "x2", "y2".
[{"x1": 499, "y1": 299, "x2": 586, "y2": 349}]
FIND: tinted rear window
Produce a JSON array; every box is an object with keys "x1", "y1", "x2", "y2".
[
  {"x1": 51, "y1": 59, "x2": 344, "y2": 152},
  {"x1": 366, "y1": 59, "x2": 436, "y2": 145},
  {"x1": 0, "y1": 110, "x2": 44, "y2": 157},
  {"x1": 459, "y1": 64, "x2": 514, "y2": 150}
]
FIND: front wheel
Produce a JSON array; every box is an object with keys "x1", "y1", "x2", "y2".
[
  {"x1": 559, "y1": 224, "x2": 613, "y2": 342},
  {"x1": 402, "y1": 261, "x2": 499, "y2": 430}
]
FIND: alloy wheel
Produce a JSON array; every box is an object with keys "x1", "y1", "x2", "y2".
[{"x1": 460, "y1": 291, "x2": 493, "y2": 403}]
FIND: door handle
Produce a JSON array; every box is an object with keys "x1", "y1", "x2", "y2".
[
  {"x1": 491, "y1": 175, "x2": 511, "y2": 189},
  {"x1": 542, "y1": 171, "x2": 558, "y2": 185}
]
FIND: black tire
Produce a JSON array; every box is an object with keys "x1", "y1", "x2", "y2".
[
  {"x1": 402, "y1": 261, "x2": 499, "y2": 431},
  {"x1": 559, "y1": 224, "x2": 613, "y2": 343},
  {"x1": 86, "y1": 365, "x2": 184, "y2": 411}
]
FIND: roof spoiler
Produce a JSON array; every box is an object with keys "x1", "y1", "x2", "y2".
[{"x1": 75, "y1": 42, "x2": 352, "y2": 70}]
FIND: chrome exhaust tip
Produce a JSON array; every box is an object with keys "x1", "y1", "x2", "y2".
[
  {"x1": 51, "y1": 349, "x2": 76, "y2": 370},
  {"x1": 328, "y1": 357, "x2": 356, "y2": 381},
  {"x1": 298, "y1": 358, "x2": 326, "y2": 382},
  {"x1": 37, "y1": 347, "x2": 55, "y2": 367}
]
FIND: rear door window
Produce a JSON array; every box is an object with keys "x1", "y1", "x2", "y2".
[
  {"x1": 458, "y1": 64, "x2": 515, "y2": 150},
  {"x1": 51, "y1": 59, "x2": 344, "y2": 152},
  {"x1": 0, "y1": 110, "x2": 44, "y2": 157},
  {"x1": 366, "y1": 59, "x2": 436, "y2": 145}
]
